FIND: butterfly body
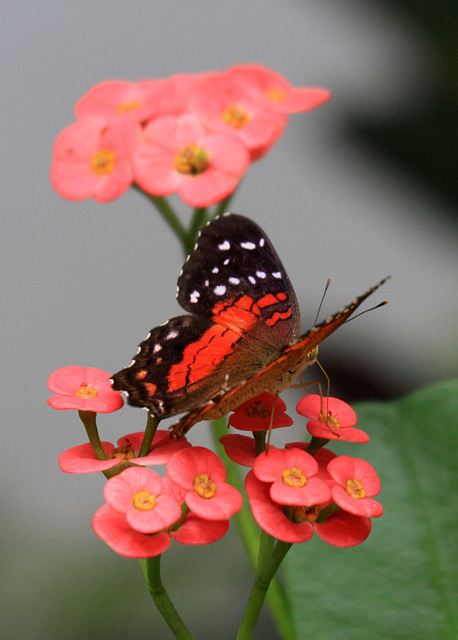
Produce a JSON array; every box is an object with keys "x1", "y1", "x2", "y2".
[{"x1": 111, "y1": 213, "x2": 388, "y2": 435}]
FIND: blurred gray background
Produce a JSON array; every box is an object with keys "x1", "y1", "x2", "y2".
[{"x1": 2, "y1": 1, "x2": 457, "y2": 638}]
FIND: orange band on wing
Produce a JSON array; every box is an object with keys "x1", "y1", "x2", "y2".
[{"x1": 167, "y1": 324, "x2": 240, "y2": 391}]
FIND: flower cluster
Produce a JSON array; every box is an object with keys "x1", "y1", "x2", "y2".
[
  {"x1": 50, "y1": 64, "x2": 330, "y2": 207},
  {"x1": 222, "y1": 392, "x2": 382, "y2": 548},
  {"x1": 48, "y1": 367, "x2": 382, "y2": 555}
]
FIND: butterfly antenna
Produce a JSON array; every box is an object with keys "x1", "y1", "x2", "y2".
[
  {"x1": 314, "y1": 278, "x2": 332, "y2": 324},
  {"x1": 344, "y1": 300, "x2": 388, "y2": 324}
]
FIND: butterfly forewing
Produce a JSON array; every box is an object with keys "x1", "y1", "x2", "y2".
[{"x1": 177, "y1": 213, "x2": 301, "y2": 348}]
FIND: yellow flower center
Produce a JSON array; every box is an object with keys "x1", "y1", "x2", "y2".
[
  {"x1": 265, "y1": 87, "x2": 287, "y2": 103},
  {"x1": 116, "y1": 99, "x2": 142, "y2": 113},
  {"x1": 90, "y1": 149, "x2": 116, "y2": 175},
  {"x1": 282, "y1": 466, "x2": 307, "y2": 488},
  {"x1": 346, "y1": 478, "x2": 366, "y2": 499},
  {"x1": 222, "y1": 105, "x2": 251, "y2": 128},
  {"x1": 109, "y1": 444, "x2": 135, "y2": 460},
  {"x1": 193, "y1": 474, "x2": 216, "y2": 499},
  {"x1": 132, "y1": 490, "x2": 156, "y2": 510},
  {"x1": 291, "y1": 504, "x2": 320, "y2": 523},
  {"x1": 174, "y1": 144, "x2": 210, "y2": 175},
  {"x1": 74, "y1": 382, "x2": 97, "y2": 398},
  {"x1": 319, "y1": 412, "x2": 341, "y2": 430}
]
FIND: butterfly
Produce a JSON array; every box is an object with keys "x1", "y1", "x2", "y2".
[{"x1": 111, "y1": 213, "x2": 388, "y2": 436}]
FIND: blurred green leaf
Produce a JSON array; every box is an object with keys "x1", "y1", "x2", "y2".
[{"x1": 284, "y1": 379, "x2": 458, "y2": 640}]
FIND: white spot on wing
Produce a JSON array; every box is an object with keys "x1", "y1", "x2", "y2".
[
  {"x1": 214, "y1": 285, "x2": 227, "y2": 295},
  {"x1": 228, "y1": 277, "x2": 240, "y2": 285},
  {"x1": 212, "y1": 267, "x2": 219, "y2": 274},
  {"x1": 190, "y1": 290, "x2": 200, "y2": 303},
  {"x1": 248, "y1": 275, "x2": 256, "y2": 285},
  {"x1": 272, "y1": 271, "x2": 282, "y2": 279},
  {"x1": 241, "y1": 241, "x2": 256, "y2": 250},
  {"x1": 223, "y1": 258, "x2": 230, "y2": 266},
  {"x1": 256, "y1": 270, "x2": 266, "y2": 279},
  {"x1": 218, "y1": 240, "x2": 231, "y2": 251},
  {"x1": 165, "y1": 329, "x2": 179, "y2": 340},
  {"x1": 153, "y1": 343, "x2": 162, "y2": 353},
  {"x1": 259, "y1": 238, "x2": 265, "y2": 247},
  {"x1": 204, "y1": 280, "x2": 209, "y2": 287}
]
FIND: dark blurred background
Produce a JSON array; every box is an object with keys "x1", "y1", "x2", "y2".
[{"x1": 1, "y1": 1, "x2": 456, "y2": 638}]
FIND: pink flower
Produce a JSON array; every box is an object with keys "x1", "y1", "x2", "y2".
[
  {"x1": 296, "y1": 394, "x2": 369, "y2": 443},
  {"x1": 132, "y1": 113, "x2": 249, "y2": 207},
  {"x1": 47, "y1": 366, "x2": 123, "y2": 412},
  {"x1": 58, "y1": 430, "x2": 190, "y2": 474},
  {"x1": 74, "y1": 79, "x2": 179, "y2": 125},
  {"x1": 51, "y1": 119, "x2": 140, "y2": 202},
  {"x1": 167, "y1": 447, "x2": 243, "y2": 520},
  {"x1": 327, "y1": 456, "x2": 383, "y2": 518},
  {"x1": 104, "y1": 467, "x2": 182, "y2": 533},
  {"x1": 187, "y1": 74, "x2": 286, "y2": 160},
  {"x1": 229, "y1": 392, "x2": 293, "y2": 431},
  {"x1": 228, "y1": 64, "x2": 331, "y2": 114},
  {"x1": 253, "y1": 447, "x2": 331, "y2": 506},
  {"x1": 92, "y1": 504, "x2": 171, "y2": 558}
]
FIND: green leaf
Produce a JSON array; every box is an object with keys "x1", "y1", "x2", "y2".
[{"x1": 284, "y1": 379, "x2": 458, "y2": 640}]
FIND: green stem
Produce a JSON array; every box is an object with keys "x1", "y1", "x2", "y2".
[
  {"x1": 78, "y1": 410, "x2": 107, "y2": 460},
  {"x1": 132, "y1": 185, "x2": 189, "y2": 247},
  {"x1": 138, "y1": 413, "x2": 160, "y2": 457},
  {"x1": 212, "y1": 419, "x2": 297, "y2": 640},
  {"x1": 236, "y1": 541, "x2": 293, "y2": 640},
  {"x1": 185, "y1": 208, "x2": 209, "y2": 254},
  {"x1": 140, "y1": 556, "x2": 194, "y2": 640}
]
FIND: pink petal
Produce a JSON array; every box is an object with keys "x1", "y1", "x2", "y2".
[
  {"x1": 172, "y1": 514, "x2": 229, "y2": 545},
  {"x1": 185, "y1": 482, "x2": 243, "y2": 520},
  {"x1": 314, "y1": 511, "x2": 371, "y2": 547},
  {"x1": 92, "y1": 505, "x2": 171, "y2": 558},
  {"x1": 58, "y1": 442, "x2": 119, "y2": 474}
]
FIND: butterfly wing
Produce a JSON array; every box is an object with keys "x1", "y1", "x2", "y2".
[
  {"x1": 170, "y1": 276, "x2": 390, "y2": 435},
  {"x1": 177, "y1": 213, "x2": 301, "y2": 348},
  {"x1": 112, "y1": 214, "x2": 301, "y2": 418}
]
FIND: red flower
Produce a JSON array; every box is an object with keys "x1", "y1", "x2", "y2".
[
  {"x1": 327, "y1": 456, "x2": 383, "y2": 518},
  {"x1": 296, "y1": 394, "x2": 369, "y2": 443},
  {"x1": 133, "y1": 113, "x2": 249, "y2": 207},
  {"x1": 58, "y1": 430, "x2": 190, "y2": 474},
  {"x1": 167, "y1": 446, "x2": 243, "y2": 520},
  {"x1": 74, "y1": 78, "x2": 179, "y2": 125},
  {"x1": 313, "y1": 511, "x2": 372, "y2": 548},
  {"x1": 171, "y1": 513, "x2": 229, "y2": 545},
  {"x1": 51, "y1": 119, "x2": 139, "y2": 202},
  {"x1": 229, "y1": 392, "x2": 293, "y2": 431},
  {"x1": 253, "y1": 447, "x2": 331, "y2": 506},
  {"x1": 93, "y1": 504, "x2": 172, "y2": 558},
  {"x1": 245, "y1": 469, "x2": 372, "y2": 548},
  {"x1": 219, "y1": 433, "x2": 258, "y2": 467},
  {"x1": 285, "y1": 442, "x2": 337, "y2": 489},
  {"x1": 104, "y1": 467, "x2": 182, "y2": 533},
  {"x1": 47, "y1": 366, "x2": 123, "y2": 412},
  {"x1": 228, "y1": 64, "x2": 331, "y2": 114},
  {"x1": 187, "y1": 74, "x2": 286, "y2": 160},
  {"x1": 245, "y1": 471, "x2": 314, "y2": 543}
]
